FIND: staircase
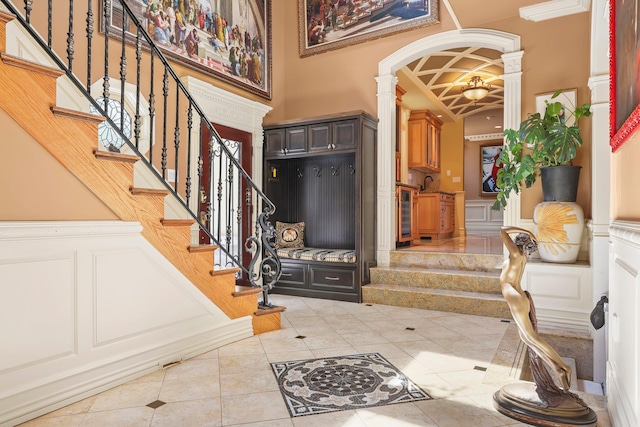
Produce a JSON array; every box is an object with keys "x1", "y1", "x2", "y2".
[
  {"x1": 0, "y1": 7, "x2": 283, "y2": 334},
  {"x1": 363, "y1": 250, "x2": 512, "y2": 318}
]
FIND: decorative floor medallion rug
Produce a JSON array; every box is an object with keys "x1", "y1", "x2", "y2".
[{"x1": 271, "y1": 353, "x2": 432, "y2": 417}]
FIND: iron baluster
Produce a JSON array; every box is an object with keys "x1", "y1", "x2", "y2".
[
  {"x1": 133, "y1": 28, "x2": 141, "y2": 149},
  {"x1": 67, "y1": 0, "x2": 74, "y2": 72},
  {"x1": 24, "y1": 0, "x2": 32, "y2": 24},
  {"x1": 185, "y1": 101, "x2": 193, "y2": 206},
  {"x1": 148, "y1": 50, "x2": 155, "y2": 166},
  {"x1": 119, "y1": 12, "x2": 127, "y2": 147},
  {"x1": 102, "y1": 0, "x2": 110, "y2": 120},
  {"x1": 161, "y1": 68, "x2": 169, "y2": 179},
  {"x1": 174, "y1": 87, "x2": 180, "y2": 192},
  {"x1": 86, "y1": 0, "x2": 93, "y2": 91},
  {"x1": 47, "y1": 0, "x2": 51, "y2": 47}
]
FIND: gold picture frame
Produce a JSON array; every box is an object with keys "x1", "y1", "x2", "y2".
[{"x1": 298, "y1": 0, "x2": 439, "y2": 57}]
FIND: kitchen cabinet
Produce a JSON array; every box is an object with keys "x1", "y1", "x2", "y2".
[
  {"x1": 408, "y1": 109, "x2": 442, "y2": 172},
  {"x1": 417, "y1": 192, "x2": 455, "y2": 240}
]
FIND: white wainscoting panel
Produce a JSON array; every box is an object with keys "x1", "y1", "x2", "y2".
[
  {"x1": 465, "y1": 200, "x2": 503, "y2": 234},
  {"x1": 607, "y1": 221, "x2": 639, "y2": 427},
  {"x1": 521, "y1": 260, "x2": 593, "y2": 332},
  {"x1": 0, "y1": 221, "x2": 253, "y2": 426}
]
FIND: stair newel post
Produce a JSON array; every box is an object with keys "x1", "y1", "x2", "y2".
[{"x1": 86, "y1": 0, "x2": 93, "y2": 91}]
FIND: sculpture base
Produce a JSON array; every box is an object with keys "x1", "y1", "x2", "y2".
[{"x1": 493, "y1": 382, "x2": 598, "y2": 426}]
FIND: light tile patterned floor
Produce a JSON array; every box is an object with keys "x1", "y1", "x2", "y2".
[{"x1": 20, "y1": 295, "x2": 610, "y2": 427}]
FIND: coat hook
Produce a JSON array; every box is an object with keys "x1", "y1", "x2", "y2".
[
  {"x1": 297, "y1": 167, "x2": 304, "y2": 178},
  {"x1": 331, "y1": 165, "x2": 339, "y2": 176},
  {"x1": 313, "y1": 167, "x2": 321, "y2": 177},
  {"x1": 349, "y1": 164, "x2": 355, "y2": 175}
]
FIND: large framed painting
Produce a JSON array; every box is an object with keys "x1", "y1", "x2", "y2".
[
  {"x1": 103, "y1": 0, "x2": 272, "y2": 100},
  {"x1": 481, "y1": 143, "x2": 503, "y2": 196},
  {"x1": 610, "y1": 0, "x2": 640, "y2": 151},
  {"x1": 298, "y1": 0, "x2": 439, "y2": 57}
]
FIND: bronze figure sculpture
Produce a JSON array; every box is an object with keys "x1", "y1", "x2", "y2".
[{"x1": 493, "y1": 226, "x2": 598, "y2": 426}]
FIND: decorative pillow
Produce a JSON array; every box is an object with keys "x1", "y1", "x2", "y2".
[{"x1": 275, "y1": 221, "x2": 305, "y2": 248}]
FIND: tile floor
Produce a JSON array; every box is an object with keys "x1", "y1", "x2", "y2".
[{"x1": 19, "y1": 294, "x2": 610, "y2": 427}]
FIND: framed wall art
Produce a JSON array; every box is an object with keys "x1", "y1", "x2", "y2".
[
  {"x1": 480, "y1": 143, "x2": 503, "y2": 196},
  {"x1": 103, "y1": 0, "x2": 272, "y2": 100},
  {"x1": 536, "y1": 89, "x2": 577, "y2": 126},
  {"x1": 298, "y1": 0, "x2": 439, "y2": 57},
  {"x1": 610, "y1": 0, "x2": 640, "y2": 151}
]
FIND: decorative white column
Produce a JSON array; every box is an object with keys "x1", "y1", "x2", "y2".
[
  {"x1": 375, "y1": 74, "x2": 398, "y2": 267},
  {"x1": 501, "y1": 50, "x2": 524, "y2": 228},
  {"x1": 588, "y1": 0, "x2": 611, "y2": 385}
]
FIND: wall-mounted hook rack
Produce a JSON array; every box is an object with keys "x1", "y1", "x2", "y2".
[
  {"x1": 349, "y1": 164, "x2": 356, "y2": 175},
  {"x1": 296, "y1": 168, "x2": 304, "y2": 178},
  {"x1": 314, "y1": 167, "x2": 321, "y2": 177},
  {"x1": 331, "y1": 165, "x2": 339, "y2": 176}
]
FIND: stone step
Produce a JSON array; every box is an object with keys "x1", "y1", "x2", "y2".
[
  {"x1": 370, "y1": 265, "x2": 502, "y2": 294},
  {"x1": 362, "y1": 283, "x2": 511, "y2": 318},
  {"x1": 390, "y1": 250, "x2": 504, "y2": 272}
]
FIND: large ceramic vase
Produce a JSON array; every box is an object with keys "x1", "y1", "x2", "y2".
[
  {"x1": 533, "y1": 202, "x2": 584, "y2": 263},
  {"x1": 534, "y1": 166, "x2": 584, "y2": 263}
]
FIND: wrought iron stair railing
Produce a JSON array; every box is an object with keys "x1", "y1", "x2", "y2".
[{"x1": 0, "y1": 0, "x2": 280, "y2": 307}]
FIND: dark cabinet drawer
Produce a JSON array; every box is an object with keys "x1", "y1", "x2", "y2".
[
  {"x1": 277, "y1": 263, "x2": 307, "y2": 288},
  {"x1": 310, "y1": 266, "x2": 356, "y2": 292}
]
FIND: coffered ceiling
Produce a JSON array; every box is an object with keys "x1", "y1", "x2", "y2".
[{"x1": 396, "y1": 0, "x2": 586, "y2": 136}]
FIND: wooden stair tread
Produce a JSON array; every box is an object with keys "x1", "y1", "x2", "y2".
[
  {"x1": 94, "y1": 150, "x2": 140, "y2": 163},
  {"x1": 0, "y1": 10, "x2": 16, "y2": 24},
  {"x1": 51, "y1": 106, "x2": 105, "y2": 124},
  {"x1": 161, "y1": 219, "x2": 196, "y2": 226},
  {"x1": 210, "y1": 267, "x2": 241, "y2": 277},
  {"x1": 188, "y1": 244, "x2": 219, "y2": 253},
  {"x1": 233, "y1": 285, "x2": 262, "y2": 297},
  {"x1": 0, "y1": 52, "x2": 64, "y2": 77},
  {"x1": 254, "y1": 305, "x2": 286, "y2": 316},
  {"x1": 131, "y1": 187, "x2": 171, "y2": 197}
]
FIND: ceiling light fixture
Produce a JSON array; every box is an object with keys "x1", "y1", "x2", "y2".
[{"x1": 461, "y1": 76, "x2": 490, "y2": 103}]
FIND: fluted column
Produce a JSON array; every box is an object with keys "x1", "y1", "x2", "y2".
[{"x1": 375, "y1": 74, "x2": 398, "y2": 267}]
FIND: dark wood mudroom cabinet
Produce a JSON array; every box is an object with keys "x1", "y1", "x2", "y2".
[{"x1": 263, "y1": 111, "x2": 377, "y2": 302}]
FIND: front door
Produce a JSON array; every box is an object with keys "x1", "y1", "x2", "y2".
[{"x1": 199, "y1": 123, "x2": 253, "y2": 284}]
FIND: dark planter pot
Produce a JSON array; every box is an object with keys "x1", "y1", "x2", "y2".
[{"x1": 540, "y1": 165, "x2": 581, "y2": 202}]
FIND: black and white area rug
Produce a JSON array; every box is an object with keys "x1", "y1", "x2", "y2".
[{"x1": 271, "y1": 353, "x2": 432, "y2": 417}]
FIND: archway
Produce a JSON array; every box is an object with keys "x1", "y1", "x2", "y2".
[{"x1": 375, "y1": 29, "x2": 523, "y2": 266}]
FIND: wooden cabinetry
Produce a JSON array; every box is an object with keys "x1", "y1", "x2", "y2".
[
  {"x1": 265, "y1": 117, "x2": 358, "y2": 158},
  {"x1": 417, "y1": 192, "x2": 455, "y2": 240},
  {"x1": 408, "y1": 110, "x2": 442, "y2": 172},
  {"x1": 263, "y1": 111, "x2": 377, "y2": 302}
]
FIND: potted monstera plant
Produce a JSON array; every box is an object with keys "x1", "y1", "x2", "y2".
[{"x1": 492, "y1": 90, "x2": 591, "y2": 211}]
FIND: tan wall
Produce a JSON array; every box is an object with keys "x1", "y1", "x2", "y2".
[
  {"x1": 440, "y1": 119, "x2": 464, "y2": 193},
  {"x1": 0, "y1": 109, "x2": 117, "y2": 220},
  {"x1": 611, "y1": 131, "x2": 640, "y2": 220},
  {"x1": 268, "y1": 2, "x2": 593, "y2": 220},
  {"x1": 464, "y1": 138, "x2": 503, "y2": 202}
]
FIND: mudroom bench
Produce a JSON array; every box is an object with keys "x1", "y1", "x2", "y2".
[{"x1": 263, "y1": 111, "x2": 377, "y2": 302}]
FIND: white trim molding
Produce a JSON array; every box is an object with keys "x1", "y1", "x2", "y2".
[
  {"x1": 376, "y1": 29, "x2": 522, "y2": 266},
  {"x1": 0, "y1": 221, "x2": 252, "y2": 426},
  {"x1": 607, "y1": 220, "x2": 640, "y2": 427},
  {"x1": 464, "y1": 132, "x2": 504, "y2": 141},
  {"x1": 520, "y1": 0, "x2": 591, "y2": 22}
]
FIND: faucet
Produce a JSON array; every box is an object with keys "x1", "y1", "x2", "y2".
[{"x1": 423, "y1": 175, "x2": 434, "y2": 190}]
